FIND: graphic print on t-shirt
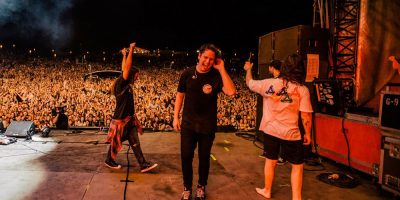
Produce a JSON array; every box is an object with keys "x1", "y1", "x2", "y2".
[
  {"x1": 266, "y1": 85, "x2": 275, "y2": 95},
  {"x1": 267, "y1": 85, "x2": 293, "y2": 103},
  {"x1": 202, "y1": 84, "x2": 212, "y2": 94}
]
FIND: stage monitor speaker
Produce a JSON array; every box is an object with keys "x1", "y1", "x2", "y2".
[{"x1": 4, "y1": 121, "x2": 35, "y2": 138}]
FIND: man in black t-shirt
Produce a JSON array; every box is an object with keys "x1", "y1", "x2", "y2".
[
  {"x1": 51, "y1": 106, "x2": 68, "y2": 130},
  {"x1": 174, "y1": 44, "x2": 236, "y2": 200},
  {"x1": 104, "y1": 42, "x2": 157, "y2": 173}
]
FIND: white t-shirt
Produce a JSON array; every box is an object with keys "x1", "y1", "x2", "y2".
[{"x1": 248, "y1": 78, "x2": 313, "y2": 140}]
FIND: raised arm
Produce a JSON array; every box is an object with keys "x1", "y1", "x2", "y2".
[
  {"x1": 120, "y1": 48, "x2": 127, "y2": 71},
  {"x1": 122, "y1": 42, "x2": 136, "y2": 80},
  {"x1": 244, "y1": 61, "x2": 254, "y2": 86},
  {"x1": 214, "y1": 58, "x2": 236, "y2": 96}
]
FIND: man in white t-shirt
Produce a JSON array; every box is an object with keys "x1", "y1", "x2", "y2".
[{"x1": 244, "y1": 54, "x2": 313, "y2": 200}]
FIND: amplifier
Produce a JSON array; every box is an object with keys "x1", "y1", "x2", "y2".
[{"x1": 379, "y1": 136, "x2": 400, "y2": 195}]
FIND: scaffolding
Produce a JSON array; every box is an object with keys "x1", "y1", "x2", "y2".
[{"x1": 331, "y1": 0, "x2": 360, "y2": 78}]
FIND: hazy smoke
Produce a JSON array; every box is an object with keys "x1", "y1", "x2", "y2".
[{"x1": 0, "y1": 0, "x2": 73, "y2": 48}]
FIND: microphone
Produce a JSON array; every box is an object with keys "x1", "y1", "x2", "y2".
[
  {"x1": 248, "y1": 52, "x2": 254, "y2": 61},
  {"x1": 192, "y1": 70, "x2": 197, "y2": 79}
]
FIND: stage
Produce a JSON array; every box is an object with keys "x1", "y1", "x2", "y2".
[{"x1": 0, "y1": 130, "x2": 387, "y2": 200}]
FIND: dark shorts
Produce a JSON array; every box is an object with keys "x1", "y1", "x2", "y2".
[{"x1": 263, "y1": 133, "x2": 304, "y2": 164}]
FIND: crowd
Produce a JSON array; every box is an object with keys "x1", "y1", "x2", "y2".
[{"x1": 0, "y1": 58, "x2": 257, "y2": 132}]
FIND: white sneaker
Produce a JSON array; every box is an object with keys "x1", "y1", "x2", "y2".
[{"x1": 140, "y1": 162, "x2": 158, "y2": 173}]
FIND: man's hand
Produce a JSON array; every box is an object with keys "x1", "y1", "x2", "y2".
[
  {"x1": 389, "y1": 55, "x2": 400, "y2": 74},
  {"x1": 129, "y1": 42, "x2": 136, "y2": 50},
  {"x1": 173, "y1": 118, "x2": 181, "y2": 131},
  {"x1": 121, "y1": 48, "x2": 127, "y2": 56},
  {"x1": 213, "y1": 58, "x2": 225, "y2": 71},
  {"x1": 303, "y1": 133, "x2": 311, "y2": 145},
  {"x1": 134, "y1": 115, "x2": 143, "y2": 135},
  {"x1": 244, "y1": 61, "x2": 253, "y2": 71}
]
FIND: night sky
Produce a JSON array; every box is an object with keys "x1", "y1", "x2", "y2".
[{"x1": 0, "y1": 0, "x2": 313, "y2": 53}]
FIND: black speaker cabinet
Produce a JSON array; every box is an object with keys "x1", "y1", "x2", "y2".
[
  {"x1": 4, "y1": 121, "x2": 35, "y2": 137},
  {"x1": 258, "y1": 25, "x2": 329, "y2": 79}
]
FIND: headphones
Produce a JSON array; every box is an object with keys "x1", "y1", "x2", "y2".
[{"x1": 192, "y1": 70, "x2": 197, "y2": 79}]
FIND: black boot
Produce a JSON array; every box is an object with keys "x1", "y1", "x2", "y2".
[{"x1": 104, "y1": 147, "x2": 121, "y2": 169}]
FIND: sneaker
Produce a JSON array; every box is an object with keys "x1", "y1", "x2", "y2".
[
  {"x1": 277, "y1": 157, "x2": 287, "y2": 165},
  {"x1": 195, "y1": 185, "x2": 206, "y2": 200},
  {"x1": 181, "y1": 188, "x2": 192, "y2": 200},
  {"x1": 104, "y1": 159, "x2": 121, "y2": 169},
  {"x1": 140, "y1": 162, "x2": 158, "y2": 173}
]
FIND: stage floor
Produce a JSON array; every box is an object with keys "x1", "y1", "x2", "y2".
[{"x1": 0, "y1": 130, "x2": 387, "y2": 200}]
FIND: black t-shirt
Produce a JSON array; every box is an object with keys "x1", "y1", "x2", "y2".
[
  {"x1": 177, "y1": 67, "x2": 222, "y2": 134},
  {"x1": 112, "y1": 76, "x2": 135, "y2": 119},
  {"x1": 51, "y1": 108, "x2": 68, "y2": 129},
  {"x1": 52, "y1": 113, "x2": 68, "y2": 130},
  {"x1": 56, "y1": 113, "x2": 69, "y2": 129}
]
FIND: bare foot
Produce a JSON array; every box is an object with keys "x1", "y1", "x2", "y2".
[{"x1": 255, "y1": 188, "x2": 271, "y2": 199}]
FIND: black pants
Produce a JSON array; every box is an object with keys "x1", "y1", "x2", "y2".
[
  {"x1": 106, "y1": 123, "x2": 146, "y2": 167},
  {"x1": 181, "y1": 128, "x2": 215, "y2": 189}
]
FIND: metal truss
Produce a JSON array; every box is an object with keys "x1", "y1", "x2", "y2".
[{"x1": 331, "y1": 0, "x2": 360, "y2": 78}]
